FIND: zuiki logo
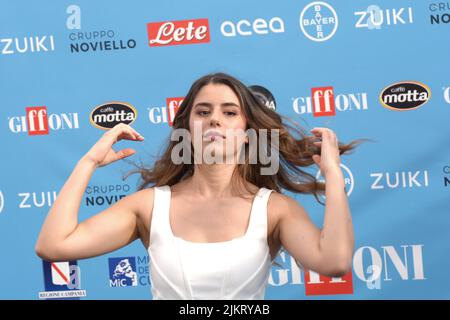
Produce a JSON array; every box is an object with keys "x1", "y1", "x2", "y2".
[
  {"x1": 147, "y1": 18, "x2": 210, "y2": 47},
  {"x1": 109, "y1": 257, "x2": 138, "y2": 287},
  {"x1": 355, "y1": 5, "x2": 413, "y2": 29},
  {"x1": 39, "y1": 261, "x2": 86, "y2": 299},
  {"x1": 18, "y1": 190, "x2": 57, "y2": 209},
  {"x1": 379, "y1": 81, "x2": 431, "y2": 111},
  {"x1": 299, "y1": 2, "x2": 338, "y2": 42},
  {"x1": 370, "y1": 170, "x2": 429, "y2": 190},
  {"x1": 1, "y1": 35, "x2": 55, "y2": 55},
  {"x1": 8, "y1": 107, "x2": 80, "y2": 135},
  {"x1": 90, "y1": 102, "x2": 137, "y2": 130}
]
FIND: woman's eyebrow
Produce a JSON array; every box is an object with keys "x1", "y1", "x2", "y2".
[{"x1": 194, "y1": 102, "x2": 240, "y2": 108}]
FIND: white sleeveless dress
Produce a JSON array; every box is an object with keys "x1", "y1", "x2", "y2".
[{"x1": 147, "y1": 185, "x2": 274, "y2": 300}]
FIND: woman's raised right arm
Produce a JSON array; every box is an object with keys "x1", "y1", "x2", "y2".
[{"x1": 35, "y1": 123, "x2": 148, "y2": 261}]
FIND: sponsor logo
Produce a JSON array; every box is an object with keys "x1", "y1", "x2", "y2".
[
  {"x1": 8, "y1": 107, "x2": 80, "y2": 134},
  {"x1": 221, "y1": 17, "x2": 285, "y2": 37},
  {"x1": 109, "y1": 257, "x2": 138, "y2": 287},
  {"x1": 304, "y1": 270, "x2": 353, "y2": 296},
  {"x1": 147, "y1": 18, "x2": 210, "y2": 47},
  {"x1": 147, "y1": 97, "x2": 184, "y2": 125},
  {"x1": 1, "y1": 35, "x2": 55, "y2": 55},
  {"x1": 269, "y1": 244, "x2": 426, "y2": 295},
  {"x1": 370, "y1": 170, "x2": 429, "y2": 189},
  {"x1": 444, "y1": 165, "x2": 450, "y2": 187},
  {"x1": 316, "y1": 163, "x2": 354, "y2": 197},
  {"x1": 379, "y1": 81, "x2": 431, "y2": 111},
  {"x1": 66, "y1": 5, "x2": 136, "y2": 53},
  {"x1": 90, "y1": 102, "x2": 137, "y2": 130},
  {"x1": 443, "y1": 86, "x2": 450, "y2": 104},
  {"x1": 293, "y1": 89, "x2": 368, "y2": 115},
  {"x1": 428, "y1": 2, "x2": 450, "y2": 25},
  {"x1": 355, "y1": 5, "x2": 414, "y2": 29},
  {"x1": 39, "y1": 261, "x2": 86, "y2": 299},
  {"x1": 299, "y1": 2, "x2": 338, "y2": 42},
  {"x1": 0, "y1": 191, "x2": 4, "y2": 214},
  {"x1": 108, "y1": 256, "x2": 151, "y2": 287},
  {"x1": 85, "y1": 184, "x2": 130, "y2": 208},
  {"x1": 248, "y1": 85, "x2": 277, "y2": 111}
]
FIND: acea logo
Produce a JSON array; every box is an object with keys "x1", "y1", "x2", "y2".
[
  {"x1": 39, "y1": 261, "x2": 86, "y2": 299},
  {"x1": 299, "y1": 1, "x2": 338, "y2": 42},
  {"x1": 90, "y1": 102, "x2": 137, "y2": 130},
  {"x1": 380, "y1": 81, "x2": 431, "y2": 111},
  {"x1": 220, "y1": 16, "x2": 285, "y2": 37}
]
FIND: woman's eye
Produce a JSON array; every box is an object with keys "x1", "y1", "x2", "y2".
[
  {"x1": 197, "y1": 111, "x2": 209, "y2": 116},
  {"x1": 224, "y1": 112, "x2": 237, "y2": 116}
]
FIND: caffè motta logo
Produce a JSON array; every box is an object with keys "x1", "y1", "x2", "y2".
[
  {"x1": 90, "y1": 101, "x2": 137, "y2": 130},
  {"x1": 379, "y1": 81, "x2": 431, "y2": 111}
]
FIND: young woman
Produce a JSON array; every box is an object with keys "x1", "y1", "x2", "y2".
[{"x1": 36, "y1": 73, "x2": 364, "y2": 299}]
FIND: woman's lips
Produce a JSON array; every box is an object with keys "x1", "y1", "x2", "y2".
[{"x1": 203, "y1": 134, "x2": 224, "y2": 142}]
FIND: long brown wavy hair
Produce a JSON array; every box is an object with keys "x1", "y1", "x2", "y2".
[{"x1": 124, "y1": 72, "x2": 370, "y2": 205}]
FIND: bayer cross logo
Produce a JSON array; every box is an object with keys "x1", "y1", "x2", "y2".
[
  {"x1": 108, "y1": 257, "x2": 138, "y2": 287},
  {"x1": 299, "y1": 1, "x2": 339, "y2": 42}
]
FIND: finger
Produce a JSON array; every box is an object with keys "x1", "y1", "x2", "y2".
[
  {"x1": 312, "y1": 154, "x2": 321, "y2": 165},
  {"x1": 116, "y1": 148, "x2": 136, "y2": 159},
  {"x1": 118, "y1": 128, "x2": 144, "y2": 142},
  {"x1": 115, "y1": 129, "x2": 137, "y2": 142},
  {"x1": 111, "y1": 124, "x2": 144, "y2": 140}
]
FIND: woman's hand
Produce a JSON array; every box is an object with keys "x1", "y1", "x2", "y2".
[
  {"x1": 83, "y1": 123, "x2": 144, "y2": 168},
  {"x1": 310, "y1": 127, "x2": 341, "y2": 177}
]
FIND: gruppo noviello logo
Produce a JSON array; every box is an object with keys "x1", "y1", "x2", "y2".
[
  {"x1": 108, "y1": 257, "x2": 138, "y2": 287},
  {"x1": 39, "y1": 261, "x2": 86, "y2": 299}
]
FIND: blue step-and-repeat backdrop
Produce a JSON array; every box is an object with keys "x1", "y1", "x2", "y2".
[{"x1": 0, "y1": 0, "x2": 449, "y2": 299}]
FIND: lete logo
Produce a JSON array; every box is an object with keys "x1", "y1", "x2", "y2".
[{"x1": 147, "y1": 18, "x2": 210, "y2": 47}]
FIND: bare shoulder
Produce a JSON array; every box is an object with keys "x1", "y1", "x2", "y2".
[
  {"x1": 119, "y1": 187, "x2": 155, "y2": 248},
  {"x1": 268, "y1": 191, "x2": 302, "y2": 218},
  {"x1": 132, "y1": 187, "x2": 155, "y2": 222},
  {"x1": 267, "y1": 191, "x2": 309, "y2": 236}
]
